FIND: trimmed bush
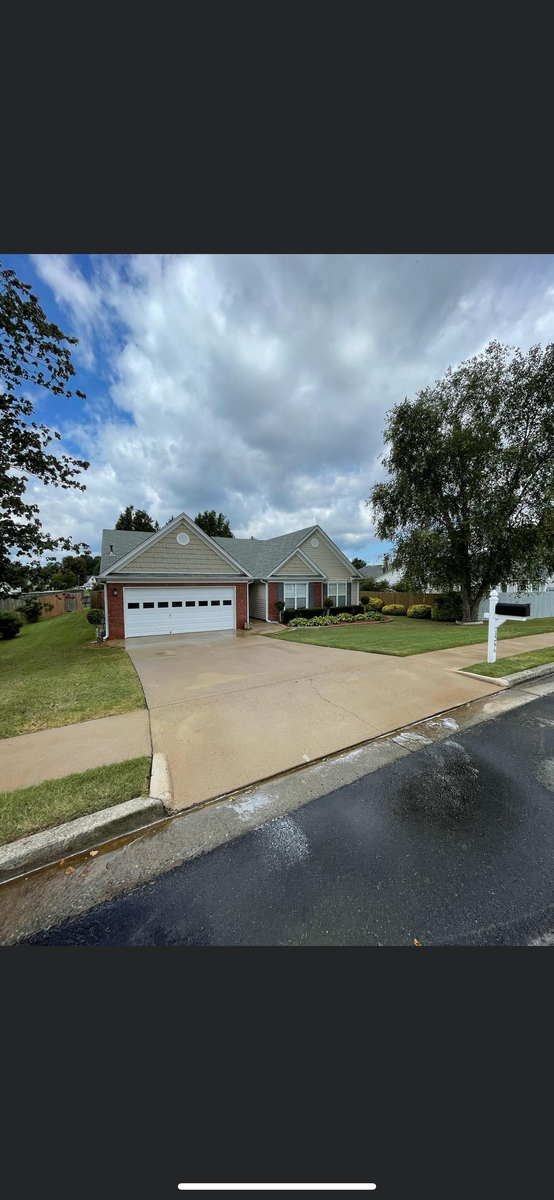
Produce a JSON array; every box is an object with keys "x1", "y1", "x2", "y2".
[
  {"x1": 382, "y1": 603, "x2": 407, "y2": 616},
  {"x1": 0, "y1": 611, "x2": 24, "y2": 639},
  {"x1": 407, "y1": 604, "x2": 432, "y2": 619},
  {"x1": 17, "y1": 599, "x2": 43, "y2": 623},
  {"x1": 368, "y1": 597, "x2": 383, "y2": 611},
  {"x1": 431, "y1": 592, "x2": 463, "y2": 622},
  {"x1": 323, "y1": 596, "x2": 335, "y2": 611},
  {"x1": 86, "y1": 608, "x2": 105, "y2": 627},
  {"x1": 360, "y1": 593, "x2": 370, "y2": 606},
  {"x1": 282, "y1": 604, "x2": 363, "y2": 622}
]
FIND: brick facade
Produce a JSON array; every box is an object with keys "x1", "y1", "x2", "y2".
[
  {"x1": 106, "y1": 581, "x2": 249, "y2": 640},
  {"x1": 267, "y1": 581, "x2": 280, "y2": 623},
  {"x1": 313, "y1": 582, "x2": 322, "y2": 607}
]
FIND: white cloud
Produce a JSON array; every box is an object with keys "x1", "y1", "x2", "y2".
[{"x1": 28, "y1": 253, "x2": 554, "y2": 561}]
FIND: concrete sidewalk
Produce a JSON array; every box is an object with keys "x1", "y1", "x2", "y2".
[
  {"x1": 415, "y1": 631, "x2": 554, "y2": 671},
  {"x1": 0, "y1": 710, "x2": 151, "y2": 792}
]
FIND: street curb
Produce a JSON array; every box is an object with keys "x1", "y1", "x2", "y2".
[
  {"x1": 460, "y1": 662, "x2": 554, "y2": 688},
  {"x1": 456, "y1": 669, "x2": 510, "y2": 686},
  {"x1": 0, "y1": 796, "x2": 166, "y2": 884},
  {"x1": 149, "y1": 752, "x2": 172, "y2": 805}
]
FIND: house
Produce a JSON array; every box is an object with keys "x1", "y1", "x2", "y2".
[
  {"x1": 98, "y1": 511, "x2": 363, "y2": 639},
  {"x1": 84, "y1": 576, "x2": 98, "y2": 590},
  {"x1": 361, "y1": 563, "x2": 403, "y2": 587}
]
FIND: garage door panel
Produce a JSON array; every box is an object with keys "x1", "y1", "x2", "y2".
[{"x1": 124, "y1": 588, "x2": 235, "y2": 637}]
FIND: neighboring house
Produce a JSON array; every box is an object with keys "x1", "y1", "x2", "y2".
[
  {"x1": 361, "y1": 563, "x2": 403, "y2": 587},
  {"x1": 84, "y1": 576, "x2": 98, "y2": 589},
  {"x1": 98, "y1": 511, "x2": 363, "y2": 640}
]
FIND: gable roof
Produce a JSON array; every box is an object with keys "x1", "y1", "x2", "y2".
[
  {"x1": 214, "y1": 525, "x2": 362, "y2": 578},
  {"x1": 100, "y1": 513, "x2": 251, "y2": 578},
  {"x1": 213, "y1": 527, "x2": 316, "y2": 577},
  {"x1": 99, "y1": 515, "x2": 361, "y2": 580}
]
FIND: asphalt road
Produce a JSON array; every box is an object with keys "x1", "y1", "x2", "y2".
[{"x1": 24, "y1": 693, "x2": 554, "y2": 945}]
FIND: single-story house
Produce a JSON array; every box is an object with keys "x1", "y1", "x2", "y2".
[{"x1": 98, "y1": 511, "x2": 363, "y2": 639}]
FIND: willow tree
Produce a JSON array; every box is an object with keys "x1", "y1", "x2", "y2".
[{"x1": 370, "y1": 341, "x2": 554, "y2": 623}]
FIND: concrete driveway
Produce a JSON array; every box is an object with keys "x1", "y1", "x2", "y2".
[{"x1": 125, "y1": 625, "x2": 508, "y2": 810}]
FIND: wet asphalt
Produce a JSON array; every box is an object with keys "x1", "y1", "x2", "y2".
[{"x1": 23, "y1": 692, "x2": 554, "y2": 945}]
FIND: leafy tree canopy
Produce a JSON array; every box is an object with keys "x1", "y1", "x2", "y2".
[
  {"x1": 195, "y1": 510, "x2": 234, "y2": 537},
  {"x1": 115, "y1": 505, "x2": 159, "y2": 532},
  {"x1": 370, "y1": 341, "x2": 554, "y2": 622},
  {"x1": 351, "y1": 557, "x2": 367, "y2": 569},
  {"x1": 0, "y1": 262, "x2": 90, "y2": 584}
]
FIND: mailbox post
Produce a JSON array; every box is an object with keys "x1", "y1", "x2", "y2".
[{"x1": 483, "y1": 589, "x2": 530, "y2": 663}]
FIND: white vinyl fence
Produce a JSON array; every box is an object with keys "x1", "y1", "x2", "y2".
[{"x1": 478, "y1": 591, "x2": 554, "y2": 620}]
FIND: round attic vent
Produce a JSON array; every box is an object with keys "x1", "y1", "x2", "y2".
[
  {"x1": 176, "y1": 532, "x2": 190, "y2": 546},
  {"x1": 311, "y1": 537, "x2": 319, "y2": 547}
]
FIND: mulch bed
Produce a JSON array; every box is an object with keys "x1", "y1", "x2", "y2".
[{"x1": 282, "y1": 617, "x2": 393, "y2": 629}]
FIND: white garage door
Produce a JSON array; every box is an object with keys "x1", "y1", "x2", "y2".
[{"x1": 124, "y1": 587, "x2": 236, "y2": 637}]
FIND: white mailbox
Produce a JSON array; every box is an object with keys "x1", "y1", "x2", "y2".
[{"x1": 483, "y1": 589, "x2": 529, "y2": 663}]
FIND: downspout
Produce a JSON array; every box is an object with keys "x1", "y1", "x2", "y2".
[
  {"x1": 265, "y1": 581, "x2": 269, "y2": 622},
  {"x1": 246, "y1": 581, "x2": 250, "y2": 626},
  {"x1": 103, "y1": 582, "x2": 110, "y2": 640}
]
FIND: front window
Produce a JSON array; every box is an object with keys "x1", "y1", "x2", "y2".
[
  {"x1": 327, "y1": 581, "x2": 347, "y2": 607},
  {"x1": 284, "y1": 582, "x2": 308, "y2": 609}
]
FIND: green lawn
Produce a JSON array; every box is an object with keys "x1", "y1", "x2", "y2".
[
  {"x1": 0, "y1": 612, "x2": 145, "y2": 739},
  {"x1": 0, "y1": 756, "x2": 151, "y2": 846},
  {"x1": 264, "y1": 615, "x2": 554, "y2": 657},
  {"x1": 462, "y1": 646, "x2": 554, "y2": 678}
]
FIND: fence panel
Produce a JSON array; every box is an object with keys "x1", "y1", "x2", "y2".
[
  {"x1": 477, "y1": 591, "x2": 554, "y2": 620},
  {"x1": 360, "y1": 590, "x2": 440, "y2": 609},
  {"x1": 90, "y1": 589, "x2": 104, "y2": 610}
]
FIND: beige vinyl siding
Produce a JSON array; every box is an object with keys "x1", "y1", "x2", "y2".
[
  {"x1": 351, "y1": 580, "x2": 359, "y2": 604},
  {"x1": 275, "y1": 554, "x2": 313, "y2": 576},
  {"x1": 249, "y1": 581, "x2": 267, "y2": 620},
  {"x1": 299, "y1": 535, "x2": 354, "y2": 581},
  {"x1": 131, "y1": 525, "x2": 241, "y2": 574}
]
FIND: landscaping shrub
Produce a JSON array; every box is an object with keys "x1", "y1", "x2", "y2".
[
  {"x1": 17, "y1": 599, "x2": 43, "y2": 623},
  {"x1": 431, "y1": 592, "x2": 463, "y2": 622},
  {"x1": 382, "y1": 603, "x2": 407, "y2": 616},
  {"x1": 323, "y1": 596, "x2": 335, "y2": 611},
  {"x1": 86, "y1": 608, "x2": 105, "y2": 627},
  {"x1": 275, "y1": 600, "x2": 286, "y2": 622},
  {"x1": 360, "y1": 593, "x2": 370, "y2": 606},
  {"x1": 0, "y1": 611, "x2": 24, "y2": 639},
  {"x1": 407, "y1": 604, "x2": 432, "y2": 619},
  {"x1": 288, "y1": 611, "x2": 389, "y2": 629},
  {"x1": 282, "y1": 604, "x2": 363, "y2": 622},
  {"x1": 369, "y1": 597, "x2": 383, "y2": 610}
]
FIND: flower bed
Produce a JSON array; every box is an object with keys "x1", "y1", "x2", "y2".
[{"x1": 286, "y1": 613, "x2": 393, "y2": 629}]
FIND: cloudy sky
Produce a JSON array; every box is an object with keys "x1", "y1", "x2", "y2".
[{"x1": 4, "y1": 253, "x2": 554, "y2": 561}]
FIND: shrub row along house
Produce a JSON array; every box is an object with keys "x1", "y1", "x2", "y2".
[{"x1": 99, "y1": 512, "x2": 363, "y2": 639}]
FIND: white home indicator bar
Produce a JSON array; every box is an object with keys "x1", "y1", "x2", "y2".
[{"x1": 178, "y1": 1187, "x2": 376, "y2": 1192}]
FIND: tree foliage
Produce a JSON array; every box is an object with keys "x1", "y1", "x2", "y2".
[
  {"x1": 370, "y1": 341, "x2": 554, "y2": 621},
  {"x1": 115, "y1": 505, "x2": 159, "y2": 532},
  {"x1": 351, "y1": 557, "x2": 367, "y2": 569},
  {"x1": 0, "y1": 262, "x2": 90, "y2": 584},
  {"x1": 194, "y1": 510, "x2": 234, "y2": 537}
]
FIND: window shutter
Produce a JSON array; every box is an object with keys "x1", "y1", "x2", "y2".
[
  {"x1": 323, "y1": 583, "x2": 327, "y2": 601},
  {"x1": 277, "y1": 582, "x2": 284, "y2": 601},
  {"x1": 347, "y1": 583, "x2": 351, "y2": 604},
  {"x1": 309, "y1": 582, "x2": 315, "y2": 606}
]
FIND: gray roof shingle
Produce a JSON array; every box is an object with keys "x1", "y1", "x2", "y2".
[
  {"x1": 100, "y1": 529, "x2": 151, "y2": 574},
  {"x1": 99, "y1": 521, "x2": 361, "y2": 579},
  {"x1": 214, "y1": 527, "x2": 324, "y2": 577}
]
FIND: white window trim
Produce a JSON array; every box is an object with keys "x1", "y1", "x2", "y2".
[
  {"x1": 283, "y1": 581, "x2": 309, "y2": 609},
  {"x1": 327, "y1": 580, "x2": 348, "y2": 606}
]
